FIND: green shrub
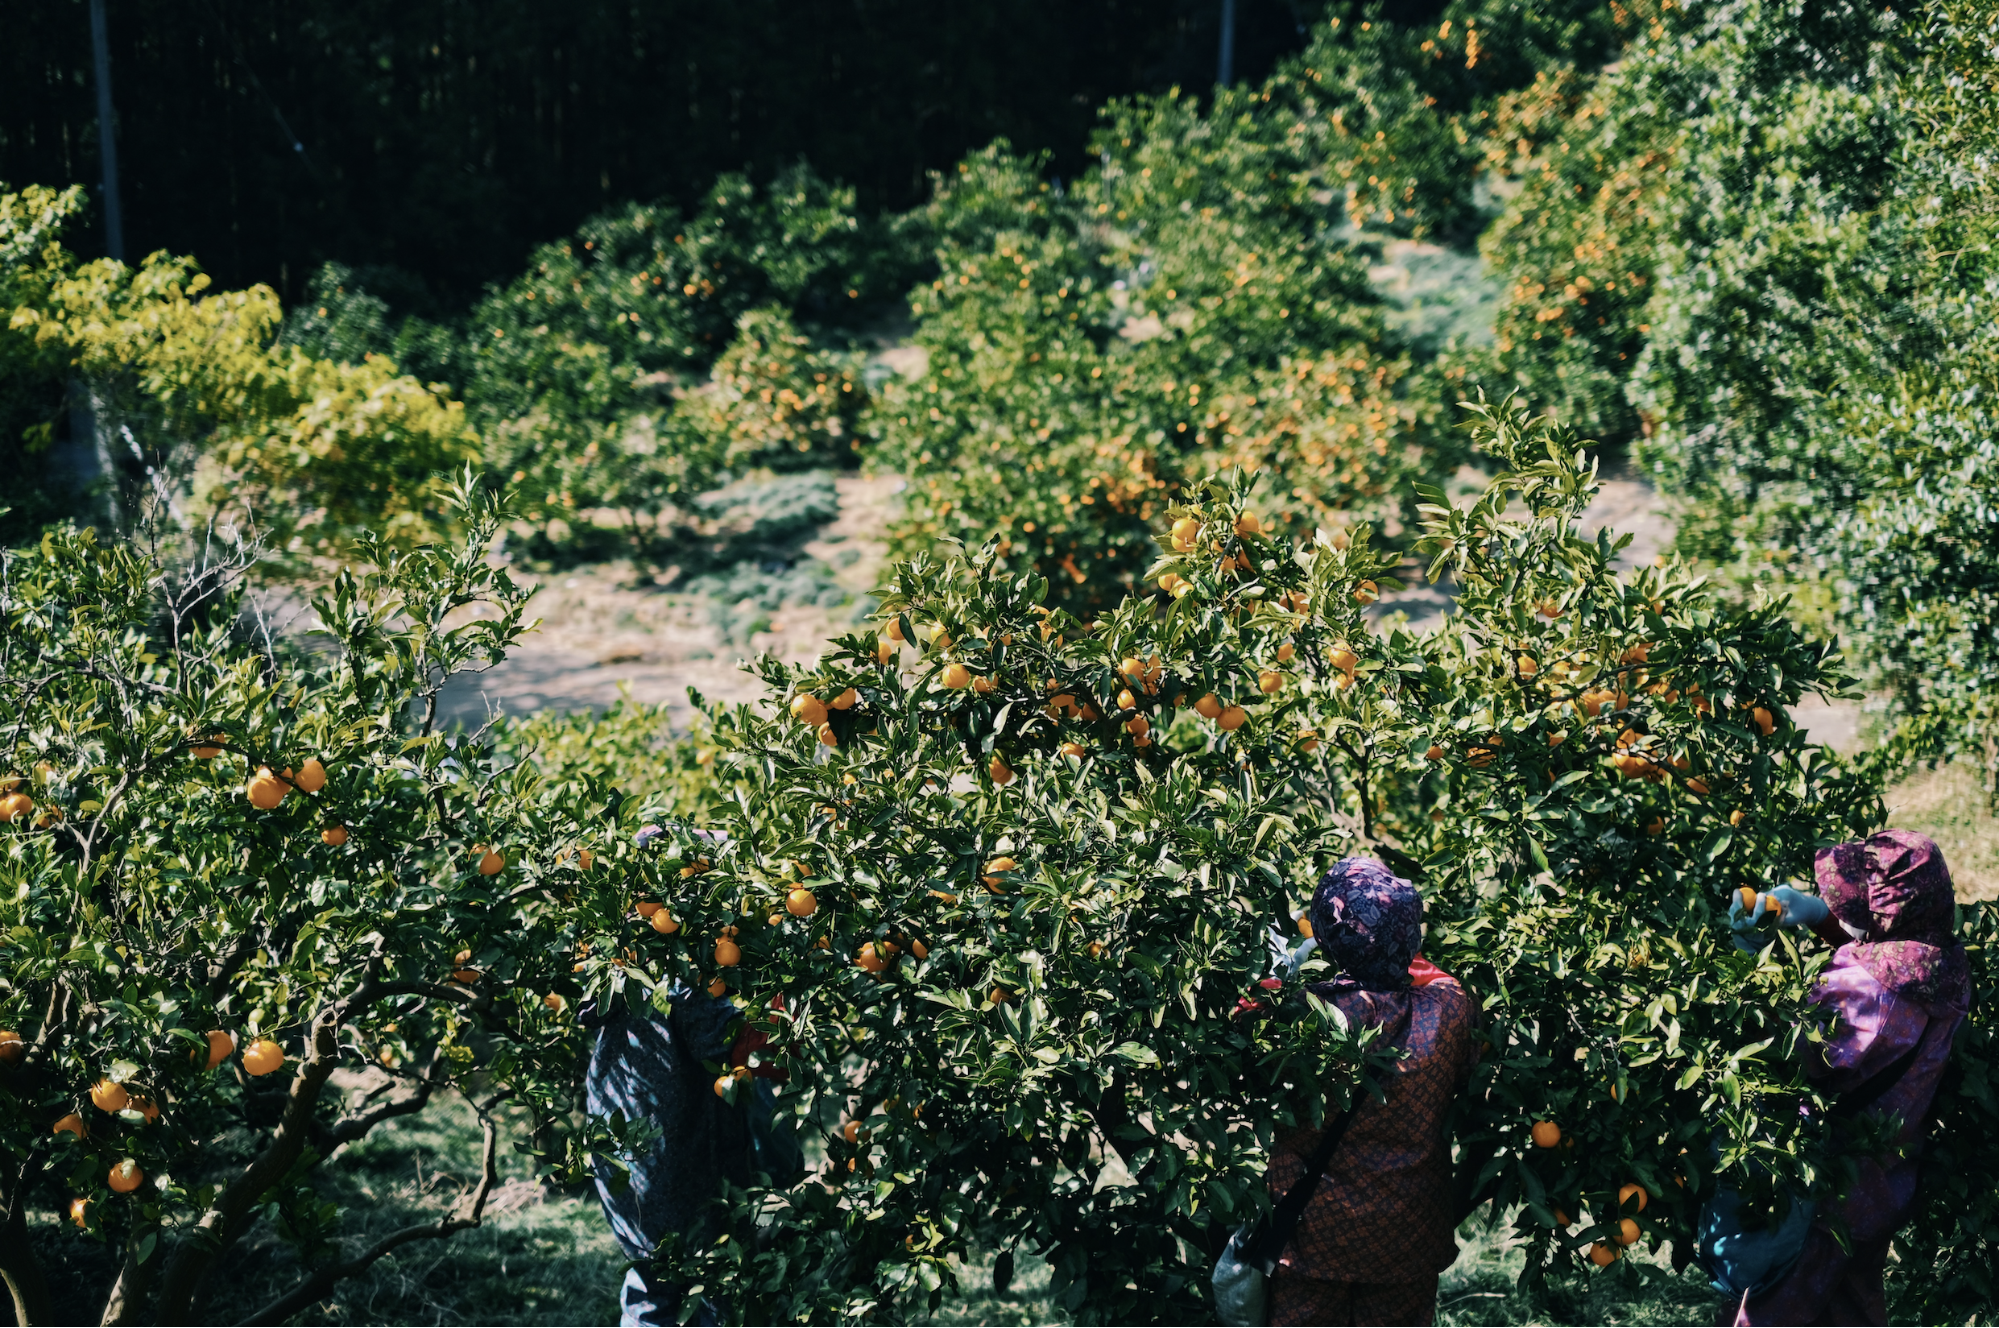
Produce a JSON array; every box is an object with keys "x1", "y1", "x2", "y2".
[
  {"x1": 642, "y1": 402, "x2": 1890, "y2": 1322},
  {"x1": 0, "y1": 482, "x2": 710, "y2": 1323}
]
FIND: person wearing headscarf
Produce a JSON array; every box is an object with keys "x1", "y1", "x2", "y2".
[
  {"x1": 1262, "y1": 857, "x2": 1480, "y2": 1327},
  {"x1": 1722, "y1": 830, "x2": 1971, "y2": 1326}
]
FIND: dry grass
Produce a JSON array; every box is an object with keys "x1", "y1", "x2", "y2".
[{"x1": 1884, "y1": 762, "x2": 1999, "y2": 902}]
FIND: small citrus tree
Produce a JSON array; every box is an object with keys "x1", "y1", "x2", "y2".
[
  {"x1": 0, "y1": 480, "x2": 692, "y2": 1325},
  {"x1": 634, "y1": 398, "x2": 1896, "y2": 1322}
]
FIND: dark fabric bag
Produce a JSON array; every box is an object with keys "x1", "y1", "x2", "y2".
[{"x1": 1212, "y1": 1071, "x2": 1375, "y2": 1327}]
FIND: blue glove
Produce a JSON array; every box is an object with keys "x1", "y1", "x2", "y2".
[
  {"x1": 1727, "y1": 891, "x2": 1776, "y2": 952},
  {"x1": 1766, "y1": 885, "x2": 1830, "y2": 931},
  {"x1": 1266, "y1": 923, "x2": 1318, "y2": 979},
  {"x1": 1728, "y1": 886, "x2": 1831, "y2": 951}
]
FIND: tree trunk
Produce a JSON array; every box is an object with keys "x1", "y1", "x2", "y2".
[{"x1": 0, "y1": 1196, "x2": 55, "y2": 1327}]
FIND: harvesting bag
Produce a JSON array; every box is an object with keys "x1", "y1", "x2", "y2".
[
  {"x1": 1695, "y1": 1186, "x2": 1819, "y2": 1299},
  {"x1": 1211, "y1": 1071, "x2": 1372, "y2": 1327},
  {"x1": 1696, "y1": 1030, "x2": 1929, "y2": 1299}
]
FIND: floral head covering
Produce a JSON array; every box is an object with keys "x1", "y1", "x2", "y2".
[
  {"x1": 1814, "y1": 830, "x2": 1969, "y2": 1009},
  {"x1": 1309, "y1": 857, "x2": 1424, "y2": 993}
]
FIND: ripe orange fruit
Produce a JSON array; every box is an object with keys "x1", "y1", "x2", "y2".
[
  {"x1": 318, "y1": 823, "x2": 349, "y2": 847},
  {"x1": 1116, "y1": 687, "x2": 1138, "y2": 710},
  {"x1": 1425, "y1": 744, "x2": 1444, "y2": 761},
  {"x1": 911, "y1": 938, "x2": 929, "y2": 960},
  {"x1": 90, "y1": 1079, "x2": 129, "y2": 1113},
  {"x1": 197, "y1": 1029, "x2": 235, "y2": 1069},
  {"x1": 1257, "y1": 670, "x2": 1282, "y2": 694},
  {"x1": 714, "y1": 938, "x2": 742, "y2": 967},
  {"x1": 787, "y1": 888, "x2": 818, "y2": 918},
  {"x1": 989, "y1": 756, "x2": 1015, "y2": 785},
  {"x1": 1737, "y1": 886, "x2": 1758, "y2": 914},
  {"x1": 191, "y1": 733, "x2": 226, "y2": 758},
  {"x1": 108, "y1": 1159, "x2": 144, "y2": 1194},
  {"x1": 982, "y1": 856, "x2": 1018, "y2": 888},
  {"x1": 875, "y1": 638, "x2": 897, "y2": 665},
  {"x1": 243, "y1": 1039, "x2": 285, "y2": 1076},
  {"x1": 53, "y1": 1113, "x2": 86, "y2": 1139},
  {"x1": 1536, "y1": 598, "x2": 1560, "y2": 618},
  {"x1": 651, "y1": 908, "x2": 681, "y2": 935},
  {"x1": 1618, "y1": 1183, "x2": 1649, "y2": 1214},
  {"x1": 1120, "y1": 656, "x2": 1145, "y2": 678},
  {"x1": 0, "y1": 1029, "x2": 22, "y2": 1064},
  {"x1": 1547, "y1": 730, "x2": 1567, "y2": 748},
  {"x1": 713, "y1": 1074, "x2": 734, "y2": 1099},
  {"x1": 1688, "y1": 778, "x2": 1710, "y2": 795},
  {"x1": 471, "y1": 845, "x2": 504, "y2": 875},
  {"x1": 1218, "y1": 706, "x2": 1248, "y2": 731},
  {"x1": 857, "y1": 940, "x2": 899, "y2": 973},
  {"x1": 544, "y1": 992, "x2": 568, "y2": 1013},
  {"x1": 129, "y1": 1096, "x2": 159, "y2": 1123},
  {"x1": 1616, "y1": 1217, "x2": 1641, "y2": 1246},
  {"x1": 1126, "y1": 714, "x2": 1150, "y2": 737},
  {"x1": 1644, "y1": 817, "x2": 1664, "y2": 836},
  {"x1": 1621, "y1": 643, "x2": 1651, "y2": 665},
  {"x1": 1590, "y1": 1241, "x2": 1619, "y2": 1267},
  {"x1": 1517, "y1": 655, "x2": 1538, "y2": 677},
  {"x1": 1751, "y1": 706, "x2": 1775, "y2": 736},
  {"x1": 1172, "y1": 516, "x2": 1201, "y2": 543},
  {"x1": 452, "y1": 967, "x2": 481, "y2": 984},
  {"x1": 1554, "y1": 1207, "x2": 1572, "y2": 1228},
  {"x1": 1352, "y1": 580, "x2": 1379, "y2": 605},
  {"x1": 1235, "y1": 512, "x2": 1261, "y2": 536},
  {"x1": 1730, "y1": 809, "x2": 1747, "y2": 826},
  {"x1": 69, "y1": 1196, "x2": 89, "y2": 1227},
  {"x1": 0, "y1": 790, "x2": 33, "y2": 822},
  {"x1": 941, "y1": 663, "x2": 972, "y2": 690},
  {"x1": 1296, "y1": 914, "x2": 1314, "y2": 938},
  {"x1": 843, "y1": 1120, "x2": 864, "y2": 1142},
  {"x1": 708, "y1": 978, "x2": 728, "y2": 997},
  {"x1": 817, "y1": 723, "x2": 838, "y2": 748},
  {"x1": 989, "y1": 987, "x2": 1011, "y2": 1004},
  {"x1": 1531, "y1": 1121, "x2": 1561, "y2": 1149},
  {"x1": 1059, "y1": 741, "x2": 1086, "y2": 759},
  {"x1": 1194, "y1": 693, "x2": 1223, "y2": 719},
  {"x1": 1087, "y1": 940, "x2": 1105, "y2": 958},
  {"x1": 884, "y1": 619, "x2": 906, "y2": 643},
  {"x1": 292, "y1": 758, "x2": 327, "y2": 793},
  {"x1": 246, "y1": 767, "x2": 287, "y2": 810},
  {"x1": 973, "y1": 675, "x2": 996, "y2": 693},
  {"x1": 830, "y1": 687, "x2": 859, "y2": 710},
  {"x1": 1276, "y1": 641, "x2": 1296, "y2": 663},
  {"x1": 1296, "y1": 730, "x2": 1320, "y2": 753}
]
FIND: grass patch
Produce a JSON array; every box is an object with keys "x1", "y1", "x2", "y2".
[{"x1": 1886, "y1": 761, "x2": 1999, "y2": 902}]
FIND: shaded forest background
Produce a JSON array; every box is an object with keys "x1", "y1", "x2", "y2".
[{"x1": 3, "y1": 0, "x2": 1328, "y2": 308}]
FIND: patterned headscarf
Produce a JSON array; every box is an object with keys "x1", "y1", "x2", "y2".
[
  {"x1": 1813, "y1": 830, "x2": 1969, "y2": 1009},
  {"x1": 1310, "y1": 857, "x2": 1424, "y2": 993}
]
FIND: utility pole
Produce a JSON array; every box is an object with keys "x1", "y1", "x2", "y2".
[
  {"x1": 89, "y1": 0, "x2": 125, "y2": 261},
  {"x1": 1218, "y1": 0, "x2": 1237, "y2": 86}
]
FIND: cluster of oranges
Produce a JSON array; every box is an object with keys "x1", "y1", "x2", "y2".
[
  {"x1": 1530, "y1": 1120, "x2": 1655, "y2": 1262},
  {"x1": 789, "y1": 687, "x2": 859, "y2": 748},
  {"x1": 44, "y1": 1030, "x2": 285, "y2": 1210}
]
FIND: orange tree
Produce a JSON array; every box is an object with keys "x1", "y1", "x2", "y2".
[
  {"x1": 0, "y1": 478, "x2": 711, "y2": 1324},
  {"x1": 636, "y1": 398, "x2": 1906, "y2": 1321}
]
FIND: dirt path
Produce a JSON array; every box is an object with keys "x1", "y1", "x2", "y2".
[
  {"x1": 443, "y1": 460, "x2": 1877, "y2": 753},
  {"x1": 437, "y1": 474, "x2": 900, "y2": 727}
]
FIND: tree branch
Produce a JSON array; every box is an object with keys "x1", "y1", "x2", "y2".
[
  {"x1": 98, "y1": 1220, "x2": 159, "y2": 1326},
  {"x1": 234, "y1": 1093, "x2": 510, "y2": 1328}
]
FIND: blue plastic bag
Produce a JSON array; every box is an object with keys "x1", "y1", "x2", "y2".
[{"x1": 1696, "y1": 1186, "x2": 1817, "y2": 1299}]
